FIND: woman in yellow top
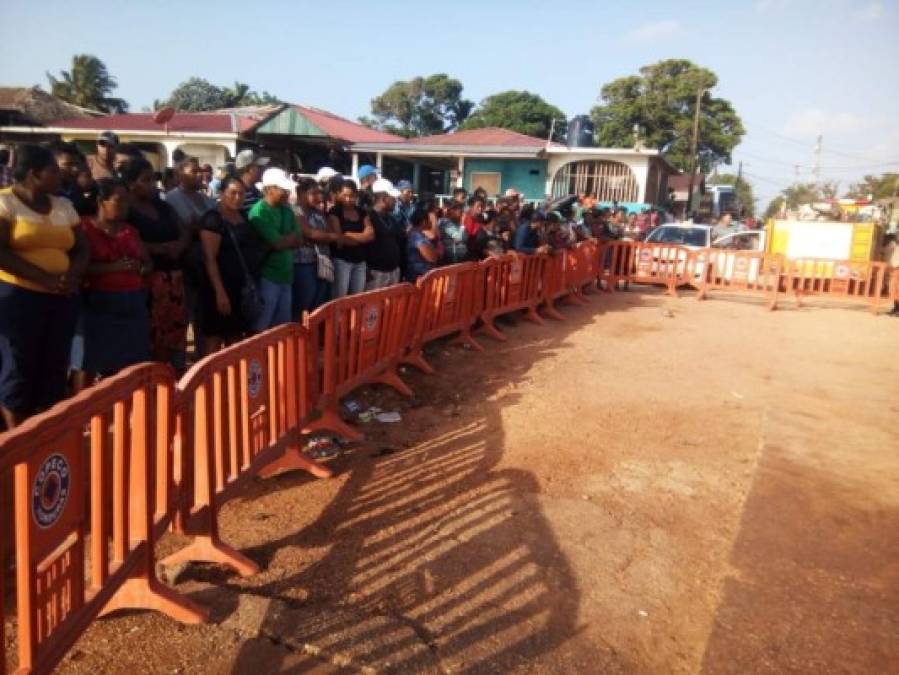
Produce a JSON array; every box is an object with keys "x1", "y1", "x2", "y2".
[{"x1": 0, "y1": 144, "x2": 89, "y2": 428}]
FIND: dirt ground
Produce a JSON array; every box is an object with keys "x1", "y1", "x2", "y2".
[{"x1": 13, "y1": 285, "x2": 899, "y2": 674}]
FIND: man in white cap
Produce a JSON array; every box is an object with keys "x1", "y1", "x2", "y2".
[
  {"x1": 248, "y1": 167, "x2": 303, "y2": 331},
  {"x1": 235, "y1": 148, "x2": 270, "y2": 215},
  {"x1": 365, "y1": 178, "x2": 403, "y2": 290},
  {"x1": 315, "y1": 166, "x2": 339, "y2": 185}
]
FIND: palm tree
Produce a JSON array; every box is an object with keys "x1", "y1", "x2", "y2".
[{"x1": 46, "y1": 54, "x2": 128, "y2": 113}]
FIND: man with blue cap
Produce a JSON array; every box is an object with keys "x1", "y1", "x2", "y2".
[{"x1": 356, "y1": 164, "x2": 378, "y2": 209}]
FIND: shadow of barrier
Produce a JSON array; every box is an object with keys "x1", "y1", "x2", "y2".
[{"x1": 2, "y1": 237, "x2": 896, "y2": 672}]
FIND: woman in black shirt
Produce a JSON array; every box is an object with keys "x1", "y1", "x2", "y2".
[{"x1": 198, "y1": 176, "x2": 262, "y2": 354}]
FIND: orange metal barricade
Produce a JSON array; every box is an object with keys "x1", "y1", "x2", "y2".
[
  {"x1": 626, "y1": 242, "x2": 689, "y2": 295},
  {"x1": 694, "y1": 249, "x2": 783, "y2": 310},
  {"x1": 597, "y1": 240, "x2": 635, "y2": 292},
  {"x1": 478, "y1": 253, "x2": 547, "y2": 341},
  {"x1": 403, "y1": 262, "x2": 484, "y2": 373},
  {"x1": 0, "y1": 364, "x2": 205, "y2": 675},
  {"x1": 780, "y1": 258, "x2": 889, "y2": 312},
  {"x1": 563, "y1": 241, "x2": 598, "y2": 302},
  {"x1": 540, "y1": 250, "x2": 572, "y2": 320},
  {"x1": 303, "y1": 284, "x2": 418, "y2": 440},
  {"x1": 161, "y1": 325, "x2": 329, "y2": 577}
]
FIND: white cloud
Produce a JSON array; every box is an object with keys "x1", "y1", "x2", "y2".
[
  {"x1": 626, "y1": 20, "x2": 681, "y2": 43},
  {"x1": 782, "y1": 108, "x2": 868, "y2": 138},
  {"x1": 855, "y1": 2, "x2": 883, "y2": 20}
]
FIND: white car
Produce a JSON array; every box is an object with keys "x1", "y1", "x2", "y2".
[{"x1": 644, "y1": 224, "x2": 713, "y2": 250}]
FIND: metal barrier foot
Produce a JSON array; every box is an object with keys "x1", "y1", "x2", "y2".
[
  {"x1": 525, "y1": 307, "x2": 545, "y2": 326},
  {"x1": 402, "y1": 350, "x2": 436, "y2": 374},
  {"x1": 374, "y1": 368, "x2": 414, "y2": 397},
  {"x1": 161, "y1": 534, "x2": 260, "y2": 577},
  {"x1": 99, "y1": 571, "x2": 209, "y2": 623},
  {"x1": 477, "y1": 317, "x2": 508, "y2": 342},
  {"x1": 541, "y1": 302, "x2": 565, "y2": 321},
  {"x1": 258, "y1": 447, "x2": 334, "y2": 480},
  {"x1": 304, "y1": 408, "x2": 364, "y2": 442},
  {"x1": 450, "y1": 332, "x2": 485, "y2": 353}
]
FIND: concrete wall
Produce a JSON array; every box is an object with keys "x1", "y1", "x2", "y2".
[{"x1": 463, "y1": 158, "x2": 547, "y2": 200}]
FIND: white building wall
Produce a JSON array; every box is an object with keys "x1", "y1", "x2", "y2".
[{"x1": 545, "y1": 151, "x2": 654, "y2": 203}]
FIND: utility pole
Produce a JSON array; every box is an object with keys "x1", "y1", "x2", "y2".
[
  {"x1": 736, "y1": 160, "x2": 743, "y2": 215},
  {"x1": 684, "y1": 86, "x2": 704, "y2": 220}
]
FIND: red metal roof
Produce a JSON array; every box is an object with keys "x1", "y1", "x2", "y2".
[
  {"x1": 49, "y1": 112, "x2": 262, "y2": 134},
  {"x1": 409, "y1": 127, "x2": 549, "y2": 147},
  {"x1": 294, "y1": 106, "x2": 403, "y2": 143}
]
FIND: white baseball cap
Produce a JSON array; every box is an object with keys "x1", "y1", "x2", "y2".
[
  {"x1": 260, "y1": 167, "x2": 297, "y2": 192},
  {"x1": 315, "y1": 166, "x2": 339, "y2": 183},
  {"x1": 372, "y1": 178, "x2": 400, "y2": 198}
]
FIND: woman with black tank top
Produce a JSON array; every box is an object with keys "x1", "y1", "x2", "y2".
[{"x1": 327, "y1": 179, "x2": 373, "y2": 298}]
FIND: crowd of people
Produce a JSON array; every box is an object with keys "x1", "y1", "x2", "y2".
[{"x1": 0, "y1": 132, "x2": 672, "y2": 430}]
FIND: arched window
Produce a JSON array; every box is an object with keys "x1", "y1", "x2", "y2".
[{"x1": 551, "y1": 160, "x2": 639, "y2": 202}]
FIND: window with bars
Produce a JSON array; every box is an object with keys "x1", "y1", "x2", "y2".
[{"x1": 551, "y1": 160, "x2": 639, "y2": 202}]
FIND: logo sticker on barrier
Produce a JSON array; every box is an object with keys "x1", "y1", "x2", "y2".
[
  {"x1": 32, "y1": 453, "x2": 70, "y2": 529},
  {"x1": 248, "y1": 358, "x2": 263, "y2": 399},
  {"x1": 734, "y1": 256, "x2": 749, "y2": 280},
  {"x1": 637, "y1": 248, "x2": 652, "y2": 275},
  {"x1": 363, "y1": 305, "x2": 380, "y2": 339},
  {"x1": 835, "y1": 263, "x2": 850, "y2": 279}
]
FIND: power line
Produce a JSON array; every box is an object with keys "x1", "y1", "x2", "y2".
[
  {"x1": 751, "y1": 125, "x2": 898, "y2": 165},
  {"x1": 735, "y1": 148, "x2": 899, "y2": 172}
]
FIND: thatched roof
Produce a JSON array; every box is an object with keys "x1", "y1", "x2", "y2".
[{"x1": 0, "y1": 86, "x2": 103, "y2": 126}]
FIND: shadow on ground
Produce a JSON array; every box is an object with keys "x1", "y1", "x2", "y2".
[{"x1": 183, "y1": 291, "x2": 650, "y2": 674}]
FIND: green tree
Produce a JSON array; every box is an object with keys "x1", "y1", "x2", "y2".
[
  {"x1": 164, "y1": 78, "x2": 230, "y2": 111},
  {"x1": 459, "y1": 90, "x2": 566, "y2": 141},
  {"x1": 714, "y1": 173, "x2": 756, "y2": 217},
  {"x1": 764, "y1": 195, "x2": 785, "y2": 220},
  {"x1": 847, "y1": 173, "x2": 899, "y2": 200},
  {"x1": 46, "y1": 54, "x2": 128, "y2": 113},
  {"x1": 590, "y1": 59, "x2": 744, "y2": 172},
  {"x1": 364, "y1": 74, "x2": 473, "y2": 137},
  {"x1": 162, "y1": 78, "x2": 283, "y2": 112}
]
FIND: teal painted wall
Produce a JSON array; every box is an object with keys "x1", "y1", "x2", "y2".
[{"x1": 464, "y1": 159, "x2": 547, "y2": 200}]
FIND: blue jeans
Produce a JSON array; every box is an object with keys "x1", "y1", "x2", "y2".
[
  {"x1": 292, "y1": 262, "x2": 331, "y2": 319},
  {"x1": 333, "y1": 259, "x2": 366, "y2": 298},
  {"x1": 252, "y1": 278, "x2": 292, "y2": 333}
]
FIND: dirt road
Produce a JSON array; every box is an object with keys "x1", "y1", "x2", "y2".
[{"x1": 43, "y1": 288, "x2": 899, "y2": 674}]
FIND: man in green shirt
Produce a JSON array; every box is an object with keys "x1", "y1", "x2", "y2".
[{"x1": 248, "y1": 168, "x2": 303, "y2": 331}]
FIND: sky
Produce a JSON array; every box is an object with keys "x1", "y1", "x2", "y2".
[{"x1": 1, "y1": 0, "x2": 898, "y2": 208}]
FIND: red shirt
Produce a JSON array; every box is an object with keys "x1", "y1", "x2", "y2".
[
  {"x1": 463, "y1": 212, "x2": 481, "y2": 237},
  {"x1": 83, "y1": 218, "x2": 144, "y2": 292}
]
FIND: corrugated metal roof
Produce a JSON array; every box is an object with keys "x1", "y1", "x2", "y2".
[{"x1": 293, "y1": 106, "x2": 403, "y2": 143}]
